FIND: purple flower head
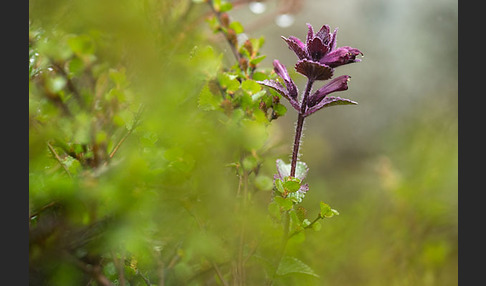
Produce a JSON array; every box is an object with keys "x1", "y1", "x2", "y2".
[{"x1": 282, "y1": 23, "x2": 363, "y2": 79}]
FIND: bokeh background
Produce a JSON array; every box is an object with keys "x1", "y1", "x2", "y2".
[
  {"x1": 231, "y1": 0, "x2": 458, "y2": 284},
  {"x1": 29, "y1": 0, "x2": 457, "y2": 285}
]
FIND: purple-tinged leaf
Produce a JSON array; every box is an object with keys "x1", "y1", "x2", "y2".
[
  {"x1": 295, "y1": 59, "x2": 333, "y2": 81},
  {"x1": 276, "y1": 159, "x2": 309, "y2": 181},
  {"x1": 258, "y1": 80, "x2": 300, "y2": 112},
  {"x1": 304, "y1": 96, "x2": 358, "y2": 117}
]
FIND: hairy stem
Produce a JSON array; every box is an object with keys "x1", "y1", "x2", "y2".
[{"x1": 290, "y1": 79, "x2": 314, "y2": 177}]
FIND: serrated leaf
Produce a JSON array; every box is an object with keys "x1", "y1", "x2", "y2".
[
  {"x1": 276, "y1": 256, "x2": 319, "y2": 278},
  {"x1": 283, "y1": 178, "x2": 301, "y2": 193},
  {"x1": 218, "y1": 72, "x2": 240, "y2": 92},
  {"x1": 198, "y1": 82, "x2": 222, "y2": 111},
  {"x1": 304, "y1": 96, "x2": 358, "y2": 117},
  {"x1": 229, "y1": 21, "x2": 244, "y2": 34},
  {"x1": 241, "y1": 79, "x2": 262, "y2": 94},
  {"x1": 274, "y1": 197, "x2": 293, "y2": 211},
  {"x1": 276, "y1": 159, "x2": 291, "y2": 178},
  {"x1": 275, "y1": 179, "x2": 285, "y2": 194},
  {"x1": 276, "y1": 159, "x2": 308, "y2": 181},
  {"x1": 319, "y1": 202, "x2": 339, "y2": 218},
  {"x1": 294, "y1": 161, "x2": 309, "y2": 181}
]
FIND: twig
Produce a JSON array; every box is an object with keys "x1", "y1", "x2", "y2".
[
  {"x1": 207, "y1": 0, "x2": 242, "y2": 66},
  {"x1": 288, "y1": 214, "x2": 322, "y2": 239},
  {"x1": 63, "y1": 252, "x2": 114, "y2": 286},
  {"x1": 135, "y1": 269, "x2": 152, "y2": 286},
  {"x1": 108, "y1": 104, "x2": 144, "y2": 160},
  {"x1": 111, "y1": 251, "x2": 126, "y2": 286},
  {"x1": 47, "y1": 141, "x2": 72, "y2": 178},
  {"x1": 29, "y1": 201, "x2": 58, "y2": 220},
  {"x1": 51, "y1": 61, "x2": 86, "y2": 109}
]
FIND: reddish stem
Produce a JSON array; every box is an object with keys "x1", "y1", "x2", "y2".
[{"x1": 290, "y1": 79, "x2": 314, "y2": 177}]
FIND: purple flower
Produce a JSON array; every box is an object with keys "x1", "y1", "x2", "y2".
[
  {"x1": 307, "y1": 75, "x2": 350, "y2": 107},
  {"x1": 257, "y1": 60, "x2": 301, "y2": 112},
  {"x1": 282, "y1": 23, "x2": 362, "y2": 79}
]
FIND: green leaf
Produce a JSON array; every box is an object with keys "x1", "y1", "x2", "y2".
[
  {"x1": 273, "y1": 103, "x2": 287, "y2": 117},
  {"x1": 219, "y1": 2, "x2": 233, "y2": 12},
  {"x1": 68, "y1": 57, "x2": 84, "y2": 76},
  {"x1": 319, "y1": 202, "x2": 339, "y2": 218},
  {"x1": 311, "y1": 221, "x2": 322, "y2": 231},
  {"x1": 249, "y1": 55, "x2": 266, "y2": 65},
  {"x1": 255, "y1": 175, "x2": 273, "y2": 191},
  {"x1": 250, "y1": 36, "x2": 265, "y2": 52},
  {"x1": 242, "y1": 155, "x2": 257, "y2": 171},
  {"x1": 275, "y1": 179, "x2": 284, "y2": 194},
  {"x1": 251, "y1": 90, "x2": 266, "y2": 102},
  {"x1": 241, "y1": 79, "x2": 262, "y2": 94},
  {"x1": 218, "y1": 72, "x2": 240, "y2": 92},
  {"x1": 67, "y1": 34, "x2": 95, "y2": 56},
  {"x1": 229, "y1": 21, "x2": 244, "y2": 34},
  {"x1": 274, "y1": 197, "x2": 293, "y2": 211},
  {"x1": 198, "y1": 82, "x2": 222, "y2": 111},
  {"x1": 252, "y1": 71, "x2": 269, "y2": 81},
  {"x1": 268, "y1": 201, "x2": 281, "y2": 220},
  {"x1": 283, "y1": 177, "x2": 301, "y2": 193},
  {"x1": 276, "y1": 256, "x2": 319, "y2": 278}
]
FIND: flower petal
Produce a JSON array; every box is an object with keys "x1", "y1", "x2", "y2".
[
  {"x1": 329, "y1": 27, "x2": 338, "y2": 51},
  {"x1": 320, "y1": 46, "x2": 363, "y2": 68},
  {"x1": 304, "y1": 96, "x2": 358, "y2": 117},
  {"x1": 315, "y1": 24, "x2": 331, "y2": 44},
  {"x1": 307, "y1": 38, "x2": 329, "y2": 61},
  {"x1": 282, "y1": 36, "x2": 308, "y2": 60},
  {"x1": 295, "y1": 59, "x2": 333, "y2": 81},
  {"x1": 273, "y1": 60, "x2": 299, "y2": 99},
  {"x1": 306, "y1": 23, "x2": 314, "y2": 45},
  {"x1": 307, "y1": 75, "x2": 350, "y2": 107}
]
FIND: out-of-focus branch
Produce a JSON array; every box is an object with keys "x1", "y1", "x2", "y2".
[{"x1": 47, "y1": 141, "x2": 72, "y2": 178}]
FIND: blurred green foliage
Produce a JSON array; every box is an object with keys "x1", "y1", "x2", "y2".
[{"x1": 29, "y1": 0, "x2": 457, "y2": 285}]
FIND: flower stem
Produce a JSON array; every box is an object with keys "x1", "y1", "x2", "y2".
[{"x1": 290, "y1": 79, "x2": 314, "y2": 177}]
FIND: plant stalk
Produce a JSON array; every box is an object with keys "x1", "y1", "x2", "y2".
[{"x1": 290, "y1": 79, "x2": 314, "y2": 177}]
